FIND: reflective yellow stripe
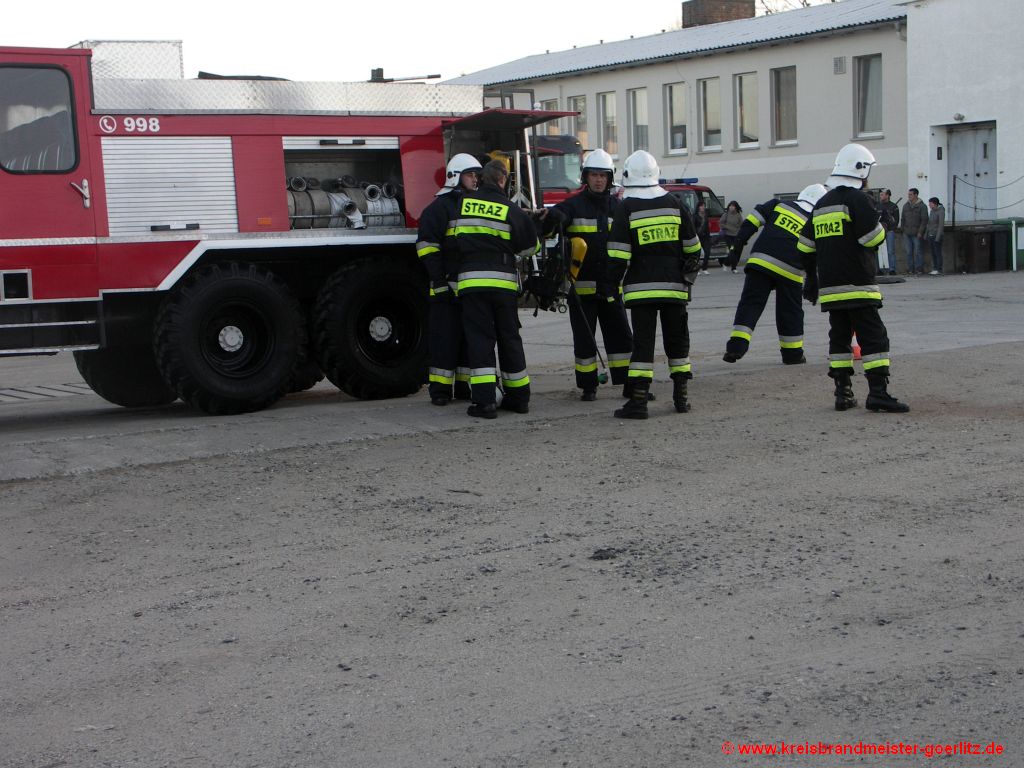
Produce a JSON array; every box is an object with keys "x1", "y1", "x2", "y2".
[
  {"x1": 417, "y1": 245, "x2": 440, "y2": 257},
  {"x1": 730, "y1": 330, "x2": 752, "y2": 341},
  {"x1": 458, "y1": 278, "x2": 518, "y2": 291},
  {"x1": 608, "y1": 249, "x2": 631, "y2": 260},
  {"x1": 568, "y1": 224, "x2": 598, "y2": 233},
  {"x1": 575, "y1": 361, "x2": 599, "y2": 373},
  {"x1": 747, "y1": 257, "x2": 804, "y2": 284},
  {"x1": 630, "y1": 215, "x2": 680, "y2": 228},
  {"x1": 470, "y1": 373, "x2": 497, "y2": 384},
  {"x1": 862, "y1": 226, "x2": 886, "y2": 248},
  {"x1": 429, "y1": 373, "x2": 455, "y2": 385},
  {"x1": 607, "y1": 359, "x2": 629, "y2": 368},
  {"x1": 624, "y1": 289, "x2": 689, "y2": 302},
  {"x1": 820, "y1": 290, "x2": 882, "y2": 304},
  {"x1": 862, "y1": 358, "x2": 890, "y2": 371},
  {"x1": 780, "y1": 340, "x2": 803, "y2": 349},
  {"x1": 451, "y1": 225, "x2": 511, "y2": 240},
  {"x1": 575, "y1": 285, "x2": 597, "y2": 295},
  {"x1": 829, "y1": 360, "x2": 854, "y2": 369},
  {"x1": 669, "y1": 363, "x2": 691, "y2": 374},
  {"x1": 627, "y1": 369, "x2": 654, "y2": 379},
  {"x1": 503, "y1": 375, "x2": 530, "y2": 388}
]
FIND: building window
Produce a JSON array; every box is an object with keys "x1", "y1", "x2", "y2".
[
  {"x1": 734, "y1": 72, "x2": 758, "y2": 148},
  {"x1": 855, "y1": 54, "x2": 882, "y2": 136},
  {"x1": 665, "y1": 82, "x2": 687, "y2": 153},
  {"x1": 627, "y1": 88, "x2": 649, "y2": 152},
  {"x1": 567, "y1": 95, "x2": 588, "y2": 148},
  {"x1": 771, "y1": 66, "x2": 797, "y2": 144},
  {"x1": 539, "y1": 99, "x2": 561, "y2": 136},
  {"x1": 598, "y1": 92, "x2": 617, "y2": 156},
  {"x1": 698, "y1": 78, "x2": 721, "y2": 151}
]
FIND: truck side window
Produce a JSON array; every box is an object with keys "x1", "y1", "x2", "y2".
[{"x1": 0, "y1": 66, "x2": 77, "y2": 174}]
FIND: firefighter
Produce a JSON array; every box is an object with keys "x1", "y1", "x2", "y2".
[
  {"x1": 416, "y1": 153, "x2": 481, "y2": 405},
  {"x1": 798, "y1": 143, "x2": 910, "y2": 413},
  {"x1": 607, "y1": 150, "x2": 702, "y2": 418},
  {"x1": 722, "y1": 183, "x2": 828, "y2": 366},
  {"x1": 451, "y1": 160, "x2": 540, "y2": 419},
  {"x1": 544, "y1": 149, "x2": 632, "y2": 400}
]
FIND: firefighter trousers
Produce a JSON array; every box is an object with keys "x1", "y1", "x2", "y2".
[
  {"x1": 827, "y1": 306, "x2": 891, "y2": 379},
  {"x1": 569, "y1": 290, "x2": 632, "y2": 390},
  {"x1": 627, "y1": 303, "x2": 691, "y2": 384},
  {"x1": 725, "y1": 269, "x2": 804, "y2": 363},
  {"x1": 461, "y1": 290, "x2": 530, "y2": 406},
  {"x1": 427, "y1": 297, "x2": 466, "y2": 400}
]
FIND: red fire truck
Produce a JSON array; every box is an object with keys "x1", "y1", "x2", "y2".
[{"x1": 0, "y1": 41, "x2": 566, "y2": 414}]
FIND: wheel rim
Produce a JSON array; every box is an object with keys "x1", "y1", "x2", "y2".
[
  {"x1": 354, "y1": 296, "x2": 419, "y2": 366},
  {"x1": 200, "y1": 301, "x2": 275, "y2": 378}
]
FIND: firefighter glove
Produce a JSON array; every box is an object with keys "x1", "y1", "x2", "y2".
[{"x1": 802, "y1": 282, "x2": 818, "y2": 306}]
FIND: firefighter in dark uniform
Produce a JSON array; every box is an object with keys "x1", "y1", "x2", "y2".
[
  {"x1": 451, "y1": 160, "x2": 540, "y2": 419},
  {"x1": 798, "y1": 143, "x2": 910, "y2": 413},
  {"x1": 722, "y1": 183, "x2": 827, "y2": 366},
  {"x1": 416, "y1": 154, "x2": 481, "y2": 405},
  {"x1": 545, "y1": 149, "x2": 632, "y2": 400},
  {"x1": 607, "y1": 150, "x2": 702, "y2": 419}
]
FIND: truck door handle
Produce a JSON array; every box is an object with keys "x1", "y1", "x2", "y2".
[{"x1": 70, "y1": 178, "x2": 91, "y2": 208}]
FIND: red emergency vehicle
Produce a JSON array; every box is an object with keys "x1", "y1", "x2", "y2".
[{"x1": 0, "y1": 42, "x2": 565, "y2": 414}]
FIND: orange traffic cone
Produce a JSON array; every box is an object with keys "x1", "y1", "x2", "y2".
[{"x1": 851, "y1": 333, "x2": 862, "y2": 360}]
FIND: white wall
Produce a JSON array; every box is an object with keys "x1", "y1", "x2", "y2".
[
  {"x1": 906, "y1": 0, "x2": 1024, "y2": 221},
  {"x1": 524, "y1": 25, "x2": 907, "y2": 210}
]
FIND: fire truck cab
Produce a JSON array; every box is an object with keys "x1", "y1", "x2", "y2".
[{"x1": 0, "y1": 42, "x2": 562, "y2": 414}]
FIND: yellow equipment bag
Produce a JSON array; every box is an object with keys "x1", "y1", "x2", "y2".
[{"x1": 569, "y1": 237, "x2": 588, "y2": 282}]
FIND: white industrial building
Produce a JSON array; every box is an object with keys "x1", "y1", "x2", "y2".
[{"x1": 452, "y1": 0, "x2": 1023, "y2": 242}]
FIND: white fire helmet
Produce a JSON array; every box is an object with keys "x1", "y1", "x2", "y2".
[
  {"x1": 439, "y1": 153, "x2": 483, "y2": 195},
  {"x1": 621, "y1": 150, "x2": 660, "y2": 188},
  {"x1": 796, "y1": 183, "x2": 828, "y2": 213},
  {"x1": 828, "y1": 143, "x2": 876, "y2": 188},
  {"x1": 581, "y1": 148, "x2": 615, "y2": 186}
]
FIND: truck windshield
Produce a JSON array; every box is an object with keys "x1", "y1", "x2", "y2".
[{"x1": 0, "y1": 66, "x2": 76, "y2": 173}]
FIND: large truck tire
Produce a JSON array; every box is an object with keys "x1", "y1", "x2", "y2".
[
  {"x1": 73, "y1": 346, "x2": 178, "y2": 408},
  {"x1": 154, "y1": 262, "x2": 306, "y2": 415},
  {"x1": 313, "y1": 258, "x2": 427, "y2": 399},
  {"x1": 289, "y1": 358, "x2": 324, "y2": 393}
]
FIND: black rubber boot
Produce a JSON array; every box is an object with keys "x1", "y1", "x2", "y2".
[
  {"x1": 580, "y1": 389, "x2": 597, "y2": 401},
  {"x1": 621, "y1": 381, "x2": 656, "y2": 401},
  {"x1": 832, "y1": 372, "x2": 858, "y2": 411},
  {"x1": 467, "y1": 402, "x2": 497, "y2": 419},
  {"x1": 865, "y1": 374, "x2": 910, "y2": 413},
  {"x1": 614, "y1": 380, "x2": 650, "y2": 419},
  {"x1": 672, "y1": 375, "x2": 690, "y2": 413}
]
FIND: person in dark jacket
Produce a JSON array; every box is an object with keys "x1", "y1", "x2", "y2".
[
  {"x1": 722, "y1": 183, "x2": 827, "y2": 366},
  {"x1": 798, "y1": 143, "x2": 909, "y2": 413},
  {"x1": 694, "y1": 200, "x2": 712, "y2": 274},
  {"x1": 545, "y1": 149, "x2": 632, "y2": 401},
  {"x1": 450, "y1": 160, "x2": 540, "y2": 419},
  {"x1": 900, "y1": 188, "x2": 928, "y2": 275},
  {"x1": 719, "y1": 201, "x2": 744, "y2": 272},
  {"x1": 416, "y1": 153, "x2": 481, "y2": 405},
  {"x1": 876, "y1": 188, "x2": 899, "y2": 275},
  {"x1": 926, "y1": 197, "x2": 946, "y2": 275},
  {"x1": 607, "y1": 150, "x2": 702, "y2": 418}
]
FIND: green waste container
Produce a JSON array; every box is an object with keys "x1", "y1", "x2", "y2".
[{"x1": 993, "y1": 218, "x2": 1024, "y2": 271}]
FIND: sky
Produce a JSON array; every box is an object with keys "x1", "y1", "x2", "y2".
[{"x1": 4, "y1": 0, "x2": 826, "y2": 83}]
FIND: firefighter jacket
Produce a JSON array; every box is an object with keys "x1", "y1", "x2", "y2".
[
  {"x1": 607, "y1": 193, "x2": 702, "y2": 306},
  {"x1": 549, "y1": 187, "x2": 620, "y2": 297},
  {"x1": 734, "y1": 199, "x2": 809, "y2": 285},
  {"x1": 797, "y1": 186, "x2": 886, "y2": 311},
  {"x1": 416, "y1": 190, "x2": 461, "y2": 299},
  {"x1": 449, "y1": 182, "x2": 539, "y2": 295}
]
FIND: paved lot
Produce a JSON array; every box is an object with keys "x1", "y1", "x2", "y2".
[{"x1": 2, "y1": 269, "x2": 1023, "y2": 767}]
